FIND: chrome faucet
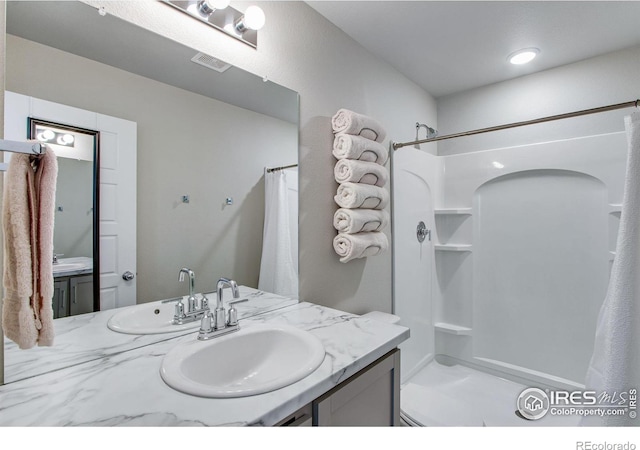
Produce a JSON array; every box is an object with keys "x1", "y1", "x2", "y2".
[
  {"x1": 179, "y1": 268, "x2": 198, "y2": 313},
  {"x1": 171, "y1": 268, "x2": 209, "y2": 325},
  {"x1": 215, "y1": 278, "x2": 239, "y2": 328},
  {"x1": 198, "y1": 277, "x2": 247, "y2": 340}
]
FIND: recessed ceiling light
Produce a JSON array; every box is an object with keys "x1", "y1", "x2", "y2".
[{"x1": 508, "y1": 48, "x2": 540, "y2": 65}]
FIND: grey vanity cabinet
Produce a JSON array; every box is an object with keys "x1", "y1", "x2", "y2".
[
  {"x1": 52, "y1": 275, "x2": 94, "y2": 318},
  {"x1": 52, "y1": 279, "x2": 69, "y2": 319},
  {"x1": 70, "y1": 275, "x2": 94, "y2": 316},
  {"x1": 277, "y1": 349, "x2": 401, "y2": 427},
  {"x1": 313, "y1": 349, "x2": 401, "y2": 426}
]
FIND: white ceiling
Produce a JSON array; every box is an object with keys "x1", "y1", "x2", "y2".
[{"x1": 307, "y1": 1, "x2": 640, "y2": 98}]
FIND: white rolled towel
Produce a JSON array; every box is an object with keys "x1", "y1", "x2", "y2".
[
  {"x1": 331, "y1": 109, "x2": 387, "y2": 143},
  {"x1": 334, "y1": 182, "x2": 389, "y2": 210},
  {"x1": 334, "y1": 159, "x2": 389, "y2": 187},
  {"x1": 333, "y1": 134, "x2": 388, "y2": 165},
  {"x1": 333, "y1": 232, "x2": 389, "y2": 263},
  {"x1": 333, "y1": 208, "x2": 389, "y2": 233}
]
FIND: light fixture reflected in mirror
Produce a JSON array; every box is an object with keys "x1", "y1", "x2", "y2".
[
  {"x1": 37, "y1": 127, "x2": 76, "y2": 148},
  {"x1": 164, "y1": 1, "x2": 265, "y2": 48}
]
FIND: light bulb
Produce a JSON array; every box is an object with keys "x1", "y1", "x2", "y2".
[
  {"x1": 243, "y1": 5, "x2": 265, "y2": 31},
  {"x1": 197, "y1": 0, "x2": 229, "y2": 16},
  {"x1": 209, "y1": 0, "x2": 230, "y2": 9},
  {"x1": 42, "y1": 129, "x2": 55, "y2": 140},
  {"x1": 62, "y1": 134, "x2": 75, "y2": 145}
]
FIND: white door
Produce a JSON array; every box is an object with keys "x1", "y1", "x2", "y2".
[
  {"x1": 4, "y1": 92, "x2": 137, "y2": 309},
  {"x1": 96, "y1": 114, "x2": 137, "y2": 309}
]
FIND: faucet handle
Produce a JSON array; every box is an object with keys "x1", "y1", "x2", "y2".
[
  {"x1": 227, "y1": 307, "x2": 238, "y2": 327},
  {"x1": 227, "y1": 298, "x2": 247, "y2": 327},
  {"x1": 199, "y1": 310, "x2": 213, "y2": 334},
  {"x1": 174, "y1": 301, "x2": 185, "y2": 320},
  {"x1": 200, "y1": 295, "x2": 209, "y2": 311},
  {"x1": 229, "y1": 298, "x2": 248, "y2": 306}
]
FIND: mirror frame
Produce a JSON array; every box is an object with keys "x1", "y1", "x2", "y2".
[{"x1": 28, "y1": 118, "x2": 101, "y2": 312}]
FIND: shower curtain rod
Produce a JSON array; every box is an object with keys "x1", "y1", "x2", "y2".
[
  {"x1": 266, "y1": 163, "x2": 298, "y2": 173},
  {"x1": 392, "y1": 99, "x2": 640, "y2": 150}
]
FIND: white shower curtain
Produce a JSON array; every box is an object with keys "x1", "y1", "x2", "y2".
[
  {"x1": 258, "y1": 169, "x2": 298, "y2": 298},
  {"x1": 582, "y1": 112, "x2": 640, "y2": 426}
]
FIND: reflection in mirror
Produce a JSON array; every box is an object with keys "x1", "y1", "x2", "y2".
[
  {"x1": 2, "y1": 0, "x2": 299, "y2": 384},
  {"x1": 28, "y1": 119, "x2": 99, "y2": 318}
]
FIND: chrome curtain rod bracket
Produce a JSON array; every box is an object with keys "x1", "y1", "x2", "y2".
[
  {"x1": 393, "y1": 99, "x2": 640, "y2": 150},
  {"x1": 0, "y1": 139, "x2": 46, "y2": 155},
  {"x1": 266, "y1": 163, "x2": 298, "y2": 173}
]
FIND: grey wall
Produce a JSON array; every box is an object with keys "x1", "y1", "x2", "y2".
[
  {"x1": 86, "y1": 0, "x2": 437, "y2": 314},
  {"x1": 437, "y1": 45, "x2": 640, "y2": 155},
  {"x1": 6, "y1": 34, "x2": 297, "y2": 302}
]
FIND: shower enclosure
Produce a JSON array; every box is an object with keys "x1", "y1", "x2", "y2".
[{"x1": 392, "y1": 123, "x2": 628, "y2": 426}]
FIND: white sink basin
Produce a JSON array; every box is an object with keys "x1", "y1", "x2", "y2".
[
  {"x1": 107, "y1": 300, "x2": 200, "y2": 334},
  {"x1": 52, "y1": 256, "x2": 93, "y2": 274},
  {"x1": 160, "y1": 324, "x2": 325, "y2": 398},
  {"x1": 52, "y1": 262, "x2": 85, "y2": 272}
]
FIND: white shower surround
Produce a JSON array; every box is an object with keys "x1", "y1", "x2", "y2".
[{"x1": 393, "y1": 131, "x2": 627, "y2": 425}]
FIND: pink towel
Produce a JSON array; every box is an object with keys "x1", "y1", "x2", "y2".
[
  {"x1": 34, "y1": 148, "x2": 58, "y2": 346},
  {"x1": 2, "y1": 146, "x2": 57, "y2": 349}
]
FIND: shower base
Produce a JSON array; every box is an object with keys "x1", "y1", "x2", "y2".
[{"x1": 400, "y1": 361, "x2": 580, "y2": 426}]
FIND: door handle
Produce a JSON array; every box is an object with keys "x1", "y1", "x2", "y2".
[{"x1": 122, "y1": 271, "x2": 135, "y2": 281}]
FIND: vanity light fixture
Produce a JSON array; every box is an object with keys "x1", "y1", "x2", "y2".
[
  {"x1": 37, "y1": 127, "x2": 75, "y2": 147},
  {"x1": 164, "y1": 1, "x2": 265, "y2": 48},
  {"x1": 508, "y1": 48, "x2": 540, "y2": 65}
]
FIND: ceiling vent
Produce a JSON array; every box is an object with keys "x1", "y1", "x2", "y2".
[{"x1": 190, "y1": 52, "x2": 232, "y2": 73}]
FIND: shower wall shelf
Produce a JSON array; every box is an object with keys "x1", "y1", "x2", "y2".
[
  {"x1": 609, "y1": 251, "x2": 616, "y2": 261},
  {"x1": 435, "y1": 244, "x2": 473, "y2": 252},
  {"x1": 434, "y1": 208, "x2": 472, "y2": 215},
  {"x1": 608, "y1": 204, "x2": 622, "y2": 214},
  {"x1": 434, "y1": 322, "x2": 472, "y2": 336}
]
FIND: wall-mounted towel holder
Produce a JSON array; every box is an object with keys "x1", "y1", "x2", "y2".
[{"x1": 0, "y1": 139, "x2": 47, "y2": 172}]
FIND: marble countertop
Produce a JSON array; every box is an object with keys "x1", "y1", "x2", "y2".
[
  {"x1": 0, "y1": 302, "x2": 409, "y2": 426},
  {"x1": 3, "y1": 286, "x2": 298, "y2": 384}
]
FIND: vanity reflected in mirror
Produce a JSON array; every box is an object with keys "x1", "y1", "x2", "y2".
[
  {"x1": 29, "y1": 119, "x2": 99, "y2": 318},
  {"x1": 2, "y1": 0, "x2": 299, "y2": 384}
]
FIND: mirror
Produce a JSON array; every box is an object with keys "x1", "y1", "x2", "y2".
[
  {"x1": 29, "y1": 119, "x2": 100, "y2": 318},
  {"x1": 3, "y1": 0, "x2": 299, "y2": 383}
]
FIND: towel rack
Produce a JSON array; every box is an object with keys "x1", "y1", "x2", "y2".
[
  {"x1": 0, "y1": 139, "x2": 46, "y2": 172},
  {"x1": 0, "y1": 139, "x2": 45, "y2": 155}
]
